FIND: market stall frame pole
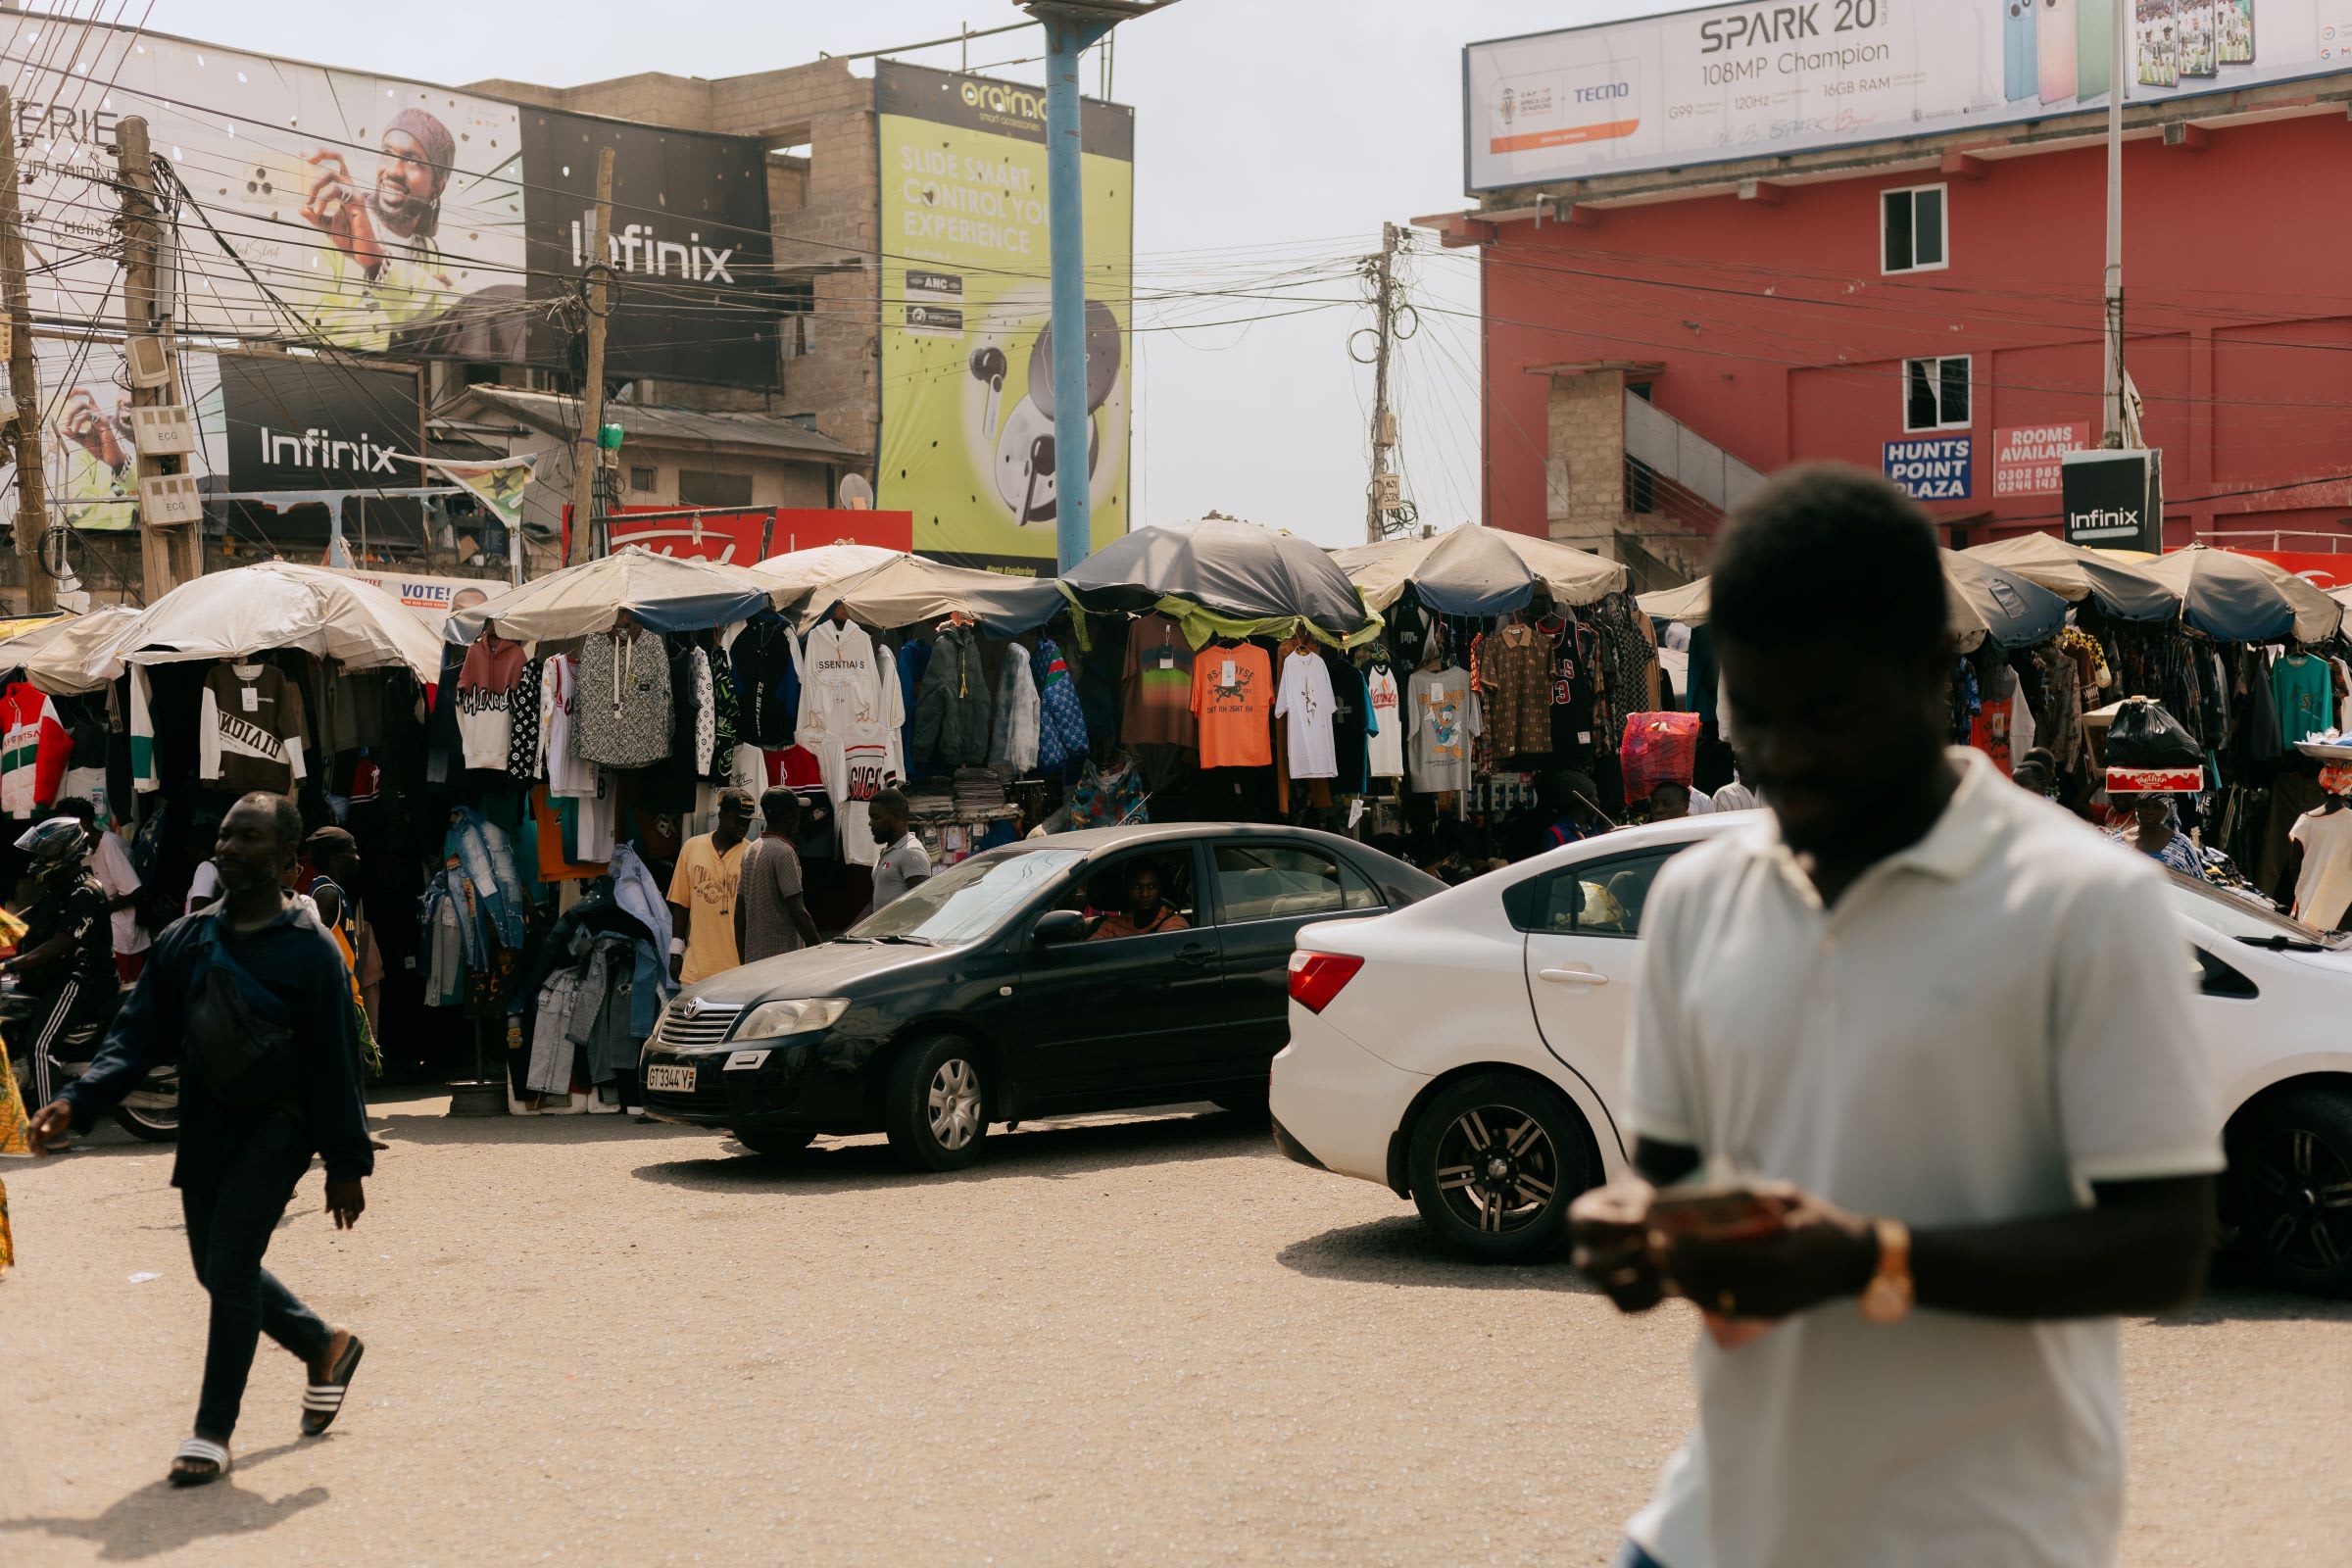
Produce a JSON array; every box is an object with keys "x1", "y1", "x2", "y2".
[
  {"x1": 0, "y1": 87, "x2": 54, "y2": 615},
  {"x1": 570, "y1": 147, "x2": 615, "y2": 565},
  {"x1": 2100, "y1": 0, "x2": 2126, "y2": 450}
]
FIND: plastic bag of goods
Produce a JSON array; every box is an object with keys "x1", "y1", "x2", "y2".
[{"x1": 1620, "y1": 711, "x2": 1702, "y2": 802}]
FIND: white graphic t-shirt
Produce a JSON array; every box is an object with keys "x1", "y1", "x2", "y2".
[
  {"x1": 1365, "y1": 663, "x2": 1403, "y2": 778},
  {"x1": 822, "y1": 715, "x2": 904, "y2": 869},
  {"x1": 1273, "y1": 651, "x2": 1338, "y2": 780}
]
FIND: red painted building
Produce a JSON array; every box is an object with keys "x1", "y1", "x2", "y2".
[{"x1": 1425, "y1": 74, "x2": 2352, "y2": 589}]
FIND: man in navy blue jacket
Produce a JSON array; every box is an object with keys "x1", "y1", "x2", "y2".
[{"x1": 25, "y1": 792, "x2": 374, "y2": 1487}]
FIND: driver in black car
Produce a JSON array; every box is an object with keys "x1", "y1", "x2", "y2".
[{"x1": 1090, "y1": 863, "x2": 1188, "y2": 941}]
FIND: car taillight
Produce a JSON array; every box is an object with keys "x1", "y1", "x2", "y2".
[{"x1": 1288, "y1": 950, "x2": 1364, "y2": 1014}]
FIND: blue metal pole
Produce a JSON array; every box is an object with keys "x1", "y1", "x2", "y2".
[{"x1": 1043, "y1": 13, "x2": 1108, "y2": 575}]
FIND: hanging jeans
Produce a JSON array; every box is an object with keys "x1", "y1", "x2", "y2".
[{"x1": 180, "y1": 1111, "x2": 333, "y2": 1441}]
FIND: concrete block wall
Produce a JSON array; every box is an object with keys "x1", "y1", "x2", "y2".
[{"x1": 1544, "y1": 369, "x2": 1627, "y2": 554}]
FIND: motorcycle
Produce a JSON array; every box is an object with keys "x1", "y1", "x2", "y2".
[{"x1": 2, "y1": 976, "x2": 177, "y2": 1143}]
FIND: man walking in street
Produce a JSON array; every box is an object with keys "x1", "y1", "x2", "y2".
[
  {"x1": 666, "y1": 788, "x2": 753, "y2": 985},
  {"x1": 24, "y1": 792, "x2": 373, "y2": 1488},
  {"x1": 1571, "y1": 465, "x2": 2219, "y2": 1568},
  {"x1": 735, "y1": 788, "x2": 821, "y2": 963}
]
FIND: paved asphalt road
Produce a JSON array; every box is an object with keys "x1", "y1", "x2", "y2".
[{"x1": 4, "y1": 1086, "x2": 2349, "y2": 1566}]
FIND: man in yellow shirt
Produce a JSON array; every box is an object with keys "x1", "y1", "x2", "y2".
[
  {"x1": 666, "y1": 789, "x2": 754, "y2": 985},
  {"x1": 298, "y1": 108, "x2": 459, "y2": 351}
]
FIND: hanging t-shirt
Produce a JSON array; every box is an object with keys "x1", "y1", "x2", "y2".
[
  {"x1": 2274, "y1": 654, "x2": 2334, "y2": 745},
  {"x1": 665, "y1": 832, "x2": 748, "y2": 985},
  {"x1": 1969, "y1": 695, "x2": 2017, "y2": 777},
  {"x1": 1541, "y1": 616, "x2": 1599, "y2": 757},
  {"x1": 822, "y1": 716, "x2": 904, "y2": 869},
  {"x1": 538, "y1": 655, "x2": 601, "y2": 800},
  {"x1": 1323, "y1": 650, "x2": 1373, "y2": 794},
  {"x1": 1121, "y1": 611, "x2": 1198, "y2": 747},
  {"x1": 87, "y1": 827, "x2": 149, "y2": 956},
  {"x1": 456, "y1": 632, "x2": 528, "y2": 770},
  {"x1": 1365, "y1": 663, "x2": 1404, "y2": 778},
  {"x1": 199, "y1": 663, "x2": 309, "y2": 797},
  {"x1": 1273, "y1": 651, "x2": 1338, "y2": 780},
  {"x1": 1190, "y1": 643, "x2": 1274, "y2": 769},
  {"x1": 1407, "y1": 665, "x2": 1482, "y2": 794},
  {"x1": 572, "y1": 629, "x2": 670, "y2": 769},
  {"x1": 731, "y1": 615, "x2": 804, "y2": 748},
  {"x1": 2290, "y1": 807, "x2": 2352, "y2": 930},
  {"x1": 0, "y1": 681, "x2": 72, "y2": 816}
]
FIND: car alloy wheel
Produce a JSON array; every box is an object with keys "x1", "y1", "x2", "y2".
[
  {"x1": 928, "y1": 1058, "x2": 983, "y2": 1152},
  {"x1": 2246, "y1": 1125, "x2": 2352, "y2": 1276},
  {"x1": 1433, "y1": 1105, "x2": 1560, "y2": 1237}
]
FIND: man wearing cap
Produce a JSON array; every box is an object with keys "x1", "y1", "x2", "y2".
[{"x1": 300, "y1": 108, "x2": 459, "y2": 350}]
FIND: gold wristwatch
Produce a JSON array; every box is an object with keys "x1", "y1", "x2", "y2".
[{"x1": 1858, "y1": 1217, "x2": 1914, "y2": 1324}]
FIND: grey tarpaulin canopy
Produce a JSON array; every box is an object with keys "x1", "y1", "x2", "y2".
[
  {"x1": 1960, "y1": 535, "x2": 2178, "y2": 622},
  {"x1": 784, "y1": 555, "x2": 1064, "y2": 637},
  {"x1": 1330, "y1": 524, "x2": 1627, "y2": 616},
  {"x1": 0, "y1": 607, "x2": 136, "y2": 695},
  {"x1": 444, "y1": 547, "x2": 779, "y2": 645},
  {"x1": 1637, "y1": 550, "x2": 2068, "y2": 652},
  {"x1": 78, "y1": 564, "x2": 446, "y2": 683},
  {"x1": 1060, "y1": 518, "x2": 1376, "y2": 644},
  {"x1": 2136, "y1": 544, "x2": 2343, "y2": 644}
]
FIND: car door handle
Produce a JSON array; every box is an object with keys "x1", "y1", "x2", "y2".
[
  {"x1": 1539, "y1": 967, "x2": 1610, "y2": 987},
  {"x1": 1175, "y1": 945, "x2": 1216, "y2": 967}
]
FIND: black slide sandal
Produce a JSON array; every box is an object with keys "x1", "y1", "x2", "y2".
[
  {"x1": 301, "y1": 1335, "x2": 365, "y2": 1437},
  {"x1": 169, "y1": 1437, "x2": 230, "y2": 1487}
]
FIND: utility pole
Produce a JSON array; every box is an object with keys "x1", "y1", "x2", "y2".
[
  {"x1": 119, "y1": 116, "x2": 192, "y2": 599},
  {"x1": 570, "y1": 146, "x2": 614, "y2": 562},
  {"x1": 0, "y1": 89, "x2": 51, "y2": 613},
  {"x1": 1365, "y1": 221, "x2": 1401, "y2": 544},
  {"x1": 2101, "y1": 0, "x2": 2127, "y2": 448}
]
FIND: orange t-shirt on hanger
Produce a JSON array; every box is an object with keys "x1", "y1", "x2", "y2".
[{"x1": 1191, "y1": 643, "x2": 1275, "y2": 768}]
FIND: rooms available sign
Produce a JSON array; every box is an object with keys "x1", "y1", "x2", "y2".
[{"x1": 1883, "y1": 436, "x2": 1972, "y2": 501}]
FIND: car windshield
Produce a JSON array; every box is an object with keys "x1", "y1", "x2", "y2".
[
  {"x1": 847, "y1": 847, "x2": 1087, "y2": 946},
  {"x1": 2165, "y1": 872, "x2": 2351, "y2": 950}
]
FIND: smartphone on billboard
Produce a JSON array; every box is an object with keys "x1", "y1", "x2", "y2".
[
  {"x1": 2327, "y1": 0, "x2": 2352, "y2": 61},
  {"x1": 2180, "y1": 0, "x2": 2219, "y2": 74},
  {"x1": 2139, "y1": 0, "x2": 2180, "y2": 85},
  {"x1": 2220, "y1": 0, "x2": 2254, "y2": 63},
  {"x1": 2039, "y1": 0, "x2": 2080, "y2": 102},
  {"x1": 2078, "y1": 0, "x2": 2113, "y2": 97},
  {"x1": 2007, "y1": 0, "x2": 2041, "y2": 100}
]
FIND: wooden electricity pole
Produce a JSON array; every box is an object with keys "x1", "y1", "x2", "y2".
[
  {"x1": 1364, "y1": 221, "x2": 1401, "y2": 544},
  {"x1": 119, "y1": 116, "x2": 192, "y2": 601},
  {"x1": 569, "y1": 146, "x2": 615, "y2": 561},
  {"x1": 0, "y1": 89, "x2": 53, "y2": 613}
]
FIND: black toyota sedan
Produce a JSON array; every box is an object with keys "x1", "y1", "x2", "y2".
[{"x1": 639, "y1": 823, "x2": 1443, "y2": 1170}]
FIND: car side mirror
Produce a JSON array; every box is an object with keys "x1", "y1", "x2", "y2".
[{"x1": 1032, "y1": 909, "x2": 1090, "y2": 947}]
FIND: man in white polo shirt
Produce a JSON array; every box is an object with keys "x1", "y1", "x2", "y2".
[{"x1": 1572, "y1": 465, "x2": 2219, "y2": 1568}]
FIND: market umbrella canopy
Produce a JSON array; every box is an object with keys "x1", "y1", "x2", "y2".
[
  {"x1": 787, "y1": 555, "x2": 1063, "y2": 637},
  {"x1": 1333, "y1": 524, "x2": 1628, "y2": 616},
  {"x1": 445, "y1": 547, "x2": 779, "y2": 645},
  {"x1": 0, "y1": 607, "x2": 137, "y2": 695},
  {"x1": 750, "y1": 543, "x2": 904, "y2": 603},
  {"x1": 2137, "y1": 544, "x2": 2342, "y2": 643},
  {"x1": 79, "y1": 564, "x2": 445, "y2": 683},
  {"x1": 1960, "y1": 535, "x2": 2177, "y2": 621},
  {"x1": 1637, "y1": 552, "x2": 2066, "y2": 652},
  {"x1": 1061, "y1": 518, "x2": 1374, "y2": 641}
]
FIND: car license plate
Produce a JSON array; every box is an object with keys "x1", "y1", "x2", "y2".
[{"x1": 644, "y1": 1063, "x2": 698, "y2": 1094}]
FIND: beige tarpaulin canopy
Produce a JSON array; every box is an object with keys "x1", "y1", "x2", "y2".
[
  {"x1": 1960, "y1": 535, "x2": 2178, "y2": 620},
  {"x1": 1332, "y1": 524, "x2": 1627, "y2": 614},
  {"x1": 786, "y1": 554, "x2": 1064, "y2": 636},
  {"x1": 0, "y1": 607, "x2": 138, "y2": 695},
  {"x1": 1639, "y1": 550, "x2": 2068, "y2": 652},
  {"x1": 444, "y1": 547, "x2": 779, "y2": 646},
  {"x1": 78, "y1": 564, "x2": 445, "y2": 684},
  {"x1": 750, "y1": 544, "x2": 904, "y2": 604}
]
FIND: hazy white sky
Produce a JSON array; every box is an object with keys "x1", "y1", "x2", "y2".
[{"x1": 127, "y1": 0, "x2": 1672, "y2": 548}]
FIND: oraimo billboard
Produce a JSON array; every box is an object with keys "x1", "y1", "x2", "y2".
[
  {"x1": 1468, "y1": 0, "x2": 2317, "y2": 191},
  {"x1": 875, "y1": 62, "x2": 1133, "y2": 573}
]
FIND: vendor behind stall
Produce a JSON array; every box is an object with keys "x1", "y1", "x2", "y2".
[{"x1": 2114, "y1": 794, "x2": 2203, "y2": 877}]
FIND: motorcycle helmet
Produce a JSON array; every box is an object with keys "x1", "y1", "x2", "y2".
[{"x1": 14, "y1": 815, "x2": 88, "y2": 871}]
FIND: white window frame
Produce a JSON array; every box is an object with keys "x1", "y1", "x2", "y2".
[
  {"x1": 1901, "y1": 355, "x2": 1973, "y2": 433},
  {"x1": 1880, "y1": 183, "x2": 1949, "y2": 275}
]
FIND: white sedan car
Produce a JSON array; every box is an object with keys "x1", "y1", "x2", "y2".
[{"x1": 1270, "y1": 812, "x2": 2352, "y2": 1295}]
